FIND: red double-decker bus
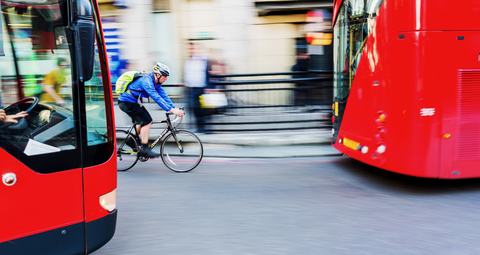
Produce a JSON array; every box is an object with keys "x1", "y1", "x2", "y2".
[
  {"x1": 331, "y1": 0, "x2": 480, "y2": 179},
  {"x1": 0, "y1": 0, "x2": 116, "y2": 254}
]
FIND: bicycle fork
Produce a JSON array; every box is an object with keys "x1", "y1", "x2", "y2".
[{"x1": 171, "y1": 131, "x2": 184, "y2": 153}]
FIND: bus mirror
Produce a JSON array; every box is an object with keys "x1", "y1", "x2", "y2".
[
  {"x1": 77, "y1": 19, "x2": 95, "y2": 82},
  {"x1": 75, "y1": 0, "x2": 95, "y2": 82}
]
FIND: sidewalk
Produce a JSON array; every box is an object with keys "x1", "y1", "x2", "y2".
[
  {"x1": 153, "y1": 129, "x2": 341, "y2": 158},
  {"x1": 115, "y1": 104, "x2": 342, "y2": 158}
]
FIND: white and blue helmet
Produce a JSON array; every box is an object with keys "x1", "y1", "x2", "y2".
[{"x1": 153, "y1": 62, "x2": 170, "y2": 76}]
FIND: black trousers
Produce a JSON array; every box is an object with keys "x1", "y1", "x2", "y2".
[{"x1": 118, "y1": 100, "x2": 152, "y2": 126}]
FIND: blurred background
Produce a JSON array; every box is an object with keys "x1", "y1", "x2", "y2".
[
  {"x1": 104, "y1": 0, "x2": 334, "y2": 132},
  {"x1": 100, "y1": 0, "x2": 332, "y2": 82}
]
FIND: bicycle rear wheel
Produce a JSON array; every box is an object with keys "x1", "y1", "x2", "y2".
[
  {"x1": 160, "y1": 130, "x2": 203, "y2": 173},
  {"x1": 116, "y1": 129, "x2": 139, "y2": 171}
]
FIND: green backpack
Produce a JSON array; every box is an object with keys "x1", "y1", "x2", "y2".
[{"x1": 115, "y1": 71, "x2": 146, "y2": 95}]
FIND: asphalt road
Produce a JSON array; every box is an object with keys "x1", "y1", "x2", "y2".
[{"x1": 93, "y1": 156, "x2": 480, "y2": 255}]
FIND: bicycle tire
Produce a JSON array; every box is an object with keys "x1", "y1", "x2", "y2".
[
  {"x1": 116, "y1": 129, "x2": 139, "y2": 171},
  {"x1": 160, "y1": 130, "x2": 203, "y2": 173}
]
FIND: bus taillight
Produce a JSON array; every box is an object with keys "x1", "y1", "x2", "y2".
[{"x1": 376, "y1": 111, "x2": 387, "y2": 124}]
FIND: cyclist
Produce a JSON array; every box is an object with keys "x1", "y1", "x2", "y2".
[{"x1": 118, "y1": 62, "x2": 184, "y2": 158}]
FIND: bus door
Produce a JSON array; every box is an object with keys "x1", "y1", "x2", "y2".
[
  {"x1": 0, "y1": 1, "x2": 86, "y2": 254},
  {"x1": 439, "y1": 31, "x2": 480, "y2": 179}
]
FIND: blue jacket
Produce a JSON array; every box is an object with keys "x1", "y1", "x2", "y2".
[{"x1": 118, "y1": 72, "x2": 175, "y2": 112}]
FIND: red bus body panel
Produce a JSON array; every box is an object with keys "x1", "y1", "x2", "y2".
[
  {"x1": 0, "y1": 150, "x2": 84, "y2": 243},
  {"x1": 333, "y1": 0, "x2": 480, "y2": 178},
  {"x1": 84, "y1": 156, "x2": 117, "y2": 222},
  {"x1": 332, "y1": 0, "x2": 343, "y2": 26}
]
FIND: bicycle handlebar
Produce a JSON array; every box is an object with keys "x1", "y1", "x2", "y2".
[
  {"x1": 167, "y1": 107, "x2": 185, "y2": 124},
  {"x1": 166, "y1": 107, "x2": 185, "y2": 116}
]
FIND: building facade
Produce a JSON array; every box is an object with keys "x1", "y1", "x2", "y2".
[{"x1": 98, "y1": 0, "x2": 332, "y2": 86}]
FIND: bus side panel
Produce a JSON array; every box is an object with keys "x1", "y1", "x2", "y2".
[
  {"x1": 0, "y1": 150, "x2": 85, "y2": 252},
  {"x1": 334, "y1": 33, "x2": 440, "y2": 177},
  {"x1": 420, "y1": 0, "x2": 480, "y2": 31},
  {"x1": 386, "y1": 31, "x2": 443, "y2": 177},
  {"x1": 334, "y1": 5, "x2": 443, "y2": 177},
  {"x1": 83, "y1": 155, "x2": 117, "y2": 252},
  {"x1": 438, "y1": 31, "x2": 480, "y2": 179},
  {"x1": 386, "y1": 0, "x2": 480, "y2": 32},
  {"x1": 379, "y1": 0, "x2": 480, "y2": 178},
  {"x1": 334, "y1": 0, "x2": 480, "y2": 178}
]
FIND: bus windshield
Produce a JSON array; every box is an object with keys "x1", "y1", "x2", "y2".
[
  {"x1": 1, "y1": 0, "x2": 72, "y2": 104},
  {"x1": 0, "y1": 0, "x2": 111, "y2": 172}
]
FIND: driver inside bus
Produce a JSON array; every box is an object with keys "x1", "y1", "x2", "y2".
[{"x1": 0, "y1": 109, "x2": 27, "y2": 124}]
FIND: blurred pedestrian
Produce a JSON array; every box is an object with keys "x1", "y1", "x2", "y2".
[
  {"x1": 40, "y1": 57, "x2": 69, "y2": 107},
  {"x1": 204, "y1": 48, "x2": 228, "y2": 116},
  {"x1": 206, "y1": 48, "x2": 227, "y2": 86},
  {"x1": 291, "y1": 52, "x2": 310, "y2": 106},
  {"x1": 183, "y1": 42, "x2": 209, "y2": 133}
]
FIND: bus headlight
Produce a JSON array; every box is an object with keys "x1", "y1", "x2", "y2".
[{"x1": 100, "y1": 189, "x2": 116, "y2": 212}]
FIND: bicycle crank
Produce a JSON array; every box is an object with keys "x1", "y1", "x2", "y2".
[{"x1": 138, "y1": 155, "x2": 150, "y2": 162}]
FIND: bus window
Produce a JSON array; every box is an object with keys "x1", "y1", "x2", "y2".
[
  {"x1": 84, "y1": 38, "x2": 108, "y2": 147},
  {"x1": 80, "y1": 5, "x2": 116, "y2": 168},
  {"x1": 334, "y1": 5, "x2": 349, "y2": 100},
  {"x1": 333, "y1": 0, "x2": 384, "y2": 101},
  {"x1": 0, "y1": 1, "x2": 81, "y2": 173}
]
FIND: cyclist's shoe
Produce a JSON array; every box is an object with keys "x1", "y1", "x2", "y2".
[
  {"x1": 126, "y1": 136, "x2": 138, "y2": 152},
  {"x1": 140, "y1": 144, "x2": 160, "y2": 158}
]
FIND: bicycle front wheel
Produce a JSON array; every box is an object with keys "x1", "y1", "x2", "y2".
[
  {"x1": 160, "y1": 130, "x2": 203, "y2": 173},
  {"x1": 116, "y1": 129, "x2": 139, "y2": 171}
]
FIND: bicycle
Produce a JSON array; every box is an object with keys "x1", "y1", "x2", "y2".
[{"x1": 116, "y1": 108, "x2": 203, "y2": 172}]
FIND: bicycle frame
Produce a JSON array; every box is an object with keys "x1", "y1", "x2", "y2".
[
  {"x1": 150, "y1": 115, "x2": 181, "y2": 151},
  {"x1": 122, "y1": 113, "x2": 183, "y2": 153}
]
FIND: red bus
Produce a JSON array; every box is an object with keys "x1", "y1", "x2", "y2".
[
  {"x1": 0, "y1": 0, "x2": 117, "y2": 254},
  {"x1": 331, "y1": 0, "x2": 480, "y2": 179}
]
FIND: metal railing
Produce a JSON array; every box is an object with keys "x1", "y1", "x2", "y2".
[{"x1": 199, "y1": 71, "x2": 333, "y2": 132}]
